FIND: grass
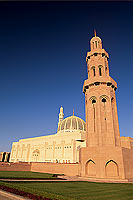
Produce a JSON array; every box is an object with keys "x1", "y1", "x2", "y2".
[
  {"x1": 0, "y1": 171, "x2": 58, "y2": 179},
  {"x1": 0, "y1": 181, "x2": 133, "y2": 200}
]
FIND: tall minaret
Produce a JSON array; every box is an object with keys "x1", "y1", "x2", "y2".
[
  {"x1": 58, "y1": 106, "x2": 64, "y2": 124},
  {"x1": 83, "y1": 31, "x2": 121, "y2": 147}
]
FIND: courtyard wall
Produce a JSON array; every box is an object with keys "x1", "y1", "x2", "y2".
[
  {"x1": 122, "y1": 147, "x2": 133, "y2": 180},
  {"x1": 0, "y1": 162, "x2": 79, "y2": 176},
  {"x1": 0, "y1": 162, "x2": 31, "y2": 171},
  {"x1": 31, "y1": 162, "x2": 79, "y2": 176}
]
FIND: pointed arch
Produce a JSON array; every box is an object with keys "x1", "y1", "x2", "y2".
[
  {"x1": 98, "y1": 65, "x2": 103, "y2": 76},
  {"x1": 105, "y1": 160, "x2": 119, "y2": 178},
  {"x1": 89, "y1": 96, "x2": 97, "y2": 103},
  {"x1": 91, "y1": 66, "x2": 96, "y2": 76},
  {"x1": 99, "y1": 95, "x2": 109, "y2": 102},
  {"x1": 32, "y1": 149, "x2": 40, "y2": 162},
  {"x1": 86, "y1": 160, "x2": 96, "y2": 177}
]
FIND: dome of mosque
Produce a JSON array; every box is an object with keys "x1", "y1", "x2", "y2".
[{"x1": 57, "y1": 115, "x2": 86, "y2": 133}]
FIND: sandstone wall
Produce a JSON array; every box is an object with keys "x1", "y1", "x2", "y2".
[
  {"x1": 122, "y1": 147, "x2": 133, "y2": 180},
  {"x1": 79, "y1": 146, "x2": 125, "y2": 179},
  {"x1": 0, "y1": 162, "x2": 31, "y2": 171},
  {"x1": 31, "y1": 162, "x2": 79, "y2": 176},
  {"x1": 0, "y1": 162, "x2": 79, "y2": 176}
]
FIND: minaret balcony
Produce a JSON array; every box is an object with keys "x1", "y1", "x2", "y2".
[
  {"x1": 86, "y1": 49, "x2": 109, "y2": 62},
  {"x1": 83, "y1": 76, "x2": 117, "y2": 93}
]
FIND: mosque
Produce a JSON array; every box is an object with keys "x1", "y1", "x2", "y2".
[
  {"x1": 10, "y1": 108, "x2": 86, "y2": 163},
  {"x1": 10, "y1": 32, "x2": 133, "y2": 180}
]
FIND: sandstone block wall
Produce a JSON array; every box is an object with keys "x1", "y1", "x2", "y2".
[
  {"x1": 122, "y1": 147, "x2": 133, "y2": 180},
  {"x1": 31, "y1": 162, "x2": 79, "y2": 176},
  {"x1": 0, "y1": 162, "x2": 31, "y2": 171},
  {"x1": 0, "y1": 162, "x2": 79, "y2": 176},
  {"x1": 79, "y1": 146, "x2": 125, "y2": 179}
]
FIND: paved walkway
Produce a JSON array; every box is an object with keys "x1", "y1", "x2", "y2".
[
  {"x1": 0, "y1": 176, "x2": 132, "y2": 183},
  {"x1": 59, "y1": 176, "x2": 132, "y2": 183},
  {"x1": 0, "y1": 190, "x2": 29, "y2": 200}
]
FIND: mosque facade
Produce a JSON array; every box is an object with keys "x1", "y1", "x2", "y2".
[
  {"x1": 10, "y1": 33, "x2": 133, "y2": 180},
  {"x1": 10, "y1": 107, "x2": 86, "y2": 163}
]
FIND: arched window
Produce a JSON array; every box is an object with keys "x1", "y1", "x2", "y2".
[
  {"x1": 99, "y1": 67, "x2": 102, "y2": 76},
  {"x1": 100, "y1": 95, "x2": 109, "y2": 102},
  {"x1": 95, "y1": 41, "x2": 97, "y2": 48},
  {"x1": 93, "y1": 68, "x2": 96, "y2": 76},
  {"x1": 32, "y1": 149, "x2": 40, "y2": 162},
  {"x1": 93, "y1": 42, "x2": 94, "y2": 49},
  {"x1": 102, "y1": 98, "x2": 106, "y2": 103},
  {"x1": 92, "y1": 99, "x2": 96, "y2": 104},
  {"x1": 98, "y1": 65, "x2": 103, "y2": 76},
  {"x1": 90, "y1": 97, "x2": 97, "y2": 132},
  {"x1": 100, "y1": 96, "x2": 109, "y2": 131},
  {"x1": 91, "y1": 66, "x2": 96, "y2": 77}
]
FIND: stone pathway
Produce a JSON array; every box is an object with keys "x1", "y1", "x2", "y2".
[
  {"x1": 59, "y1": 175, "x2": 132, "y2": 183},
  {"x1": 0, "y1": 175, "x2": 132, "y2": 183}
]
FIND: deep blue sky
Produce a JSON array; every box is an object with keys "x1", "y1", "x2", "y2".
[{"x1": 0, "y1": 2, "x2": 133, "y2": 152}]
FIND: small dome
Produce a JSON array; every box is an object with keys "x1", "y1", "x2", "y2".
[
  {"x1": 90, "y1": 36, "x2": 101, "y2": 43},
  {"x1": 58, "y1": 115, "x2": 86, "y2": 133},
  {"x1": 90, "y1": 35, "x2": 102, "y2": 50}
]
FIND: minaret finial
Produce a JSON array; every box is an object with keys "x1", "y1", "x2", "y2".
[
  {"x1": 73, "y1": 108, "x2": 74, "y2": 116},
  {"x1": 94, "y1": 29, "x2": 96, "y2": 37}
]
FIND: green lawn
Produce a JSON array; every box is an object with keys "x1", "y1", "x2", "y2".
[
  {"x1": 0, "y1": 171, "x2": 57, "y2": 179},
  {"x1": 0, "y1": 181, "x2": 133, "y2": 200}
]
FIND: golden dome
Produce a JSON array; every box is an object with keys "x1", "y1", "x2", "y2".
[{"x1": 58, "y1": 115, "x2": 86, "y2": 133}]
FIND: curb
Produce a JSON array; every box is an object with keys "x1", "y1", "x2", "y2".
[{"x1": 0, "y1": 189, "x2": 29, "y2": 200}]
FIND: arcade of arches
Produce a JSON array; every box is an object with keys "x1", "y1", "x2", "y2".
[{"x1": 85, "y1": 159, "x2": 119, "y2": 178}]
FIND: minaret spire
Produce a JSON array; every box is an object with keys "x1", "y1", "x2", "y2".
[{"x1": 94, "y1": 29, "x2": 96, "y2": 37}]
